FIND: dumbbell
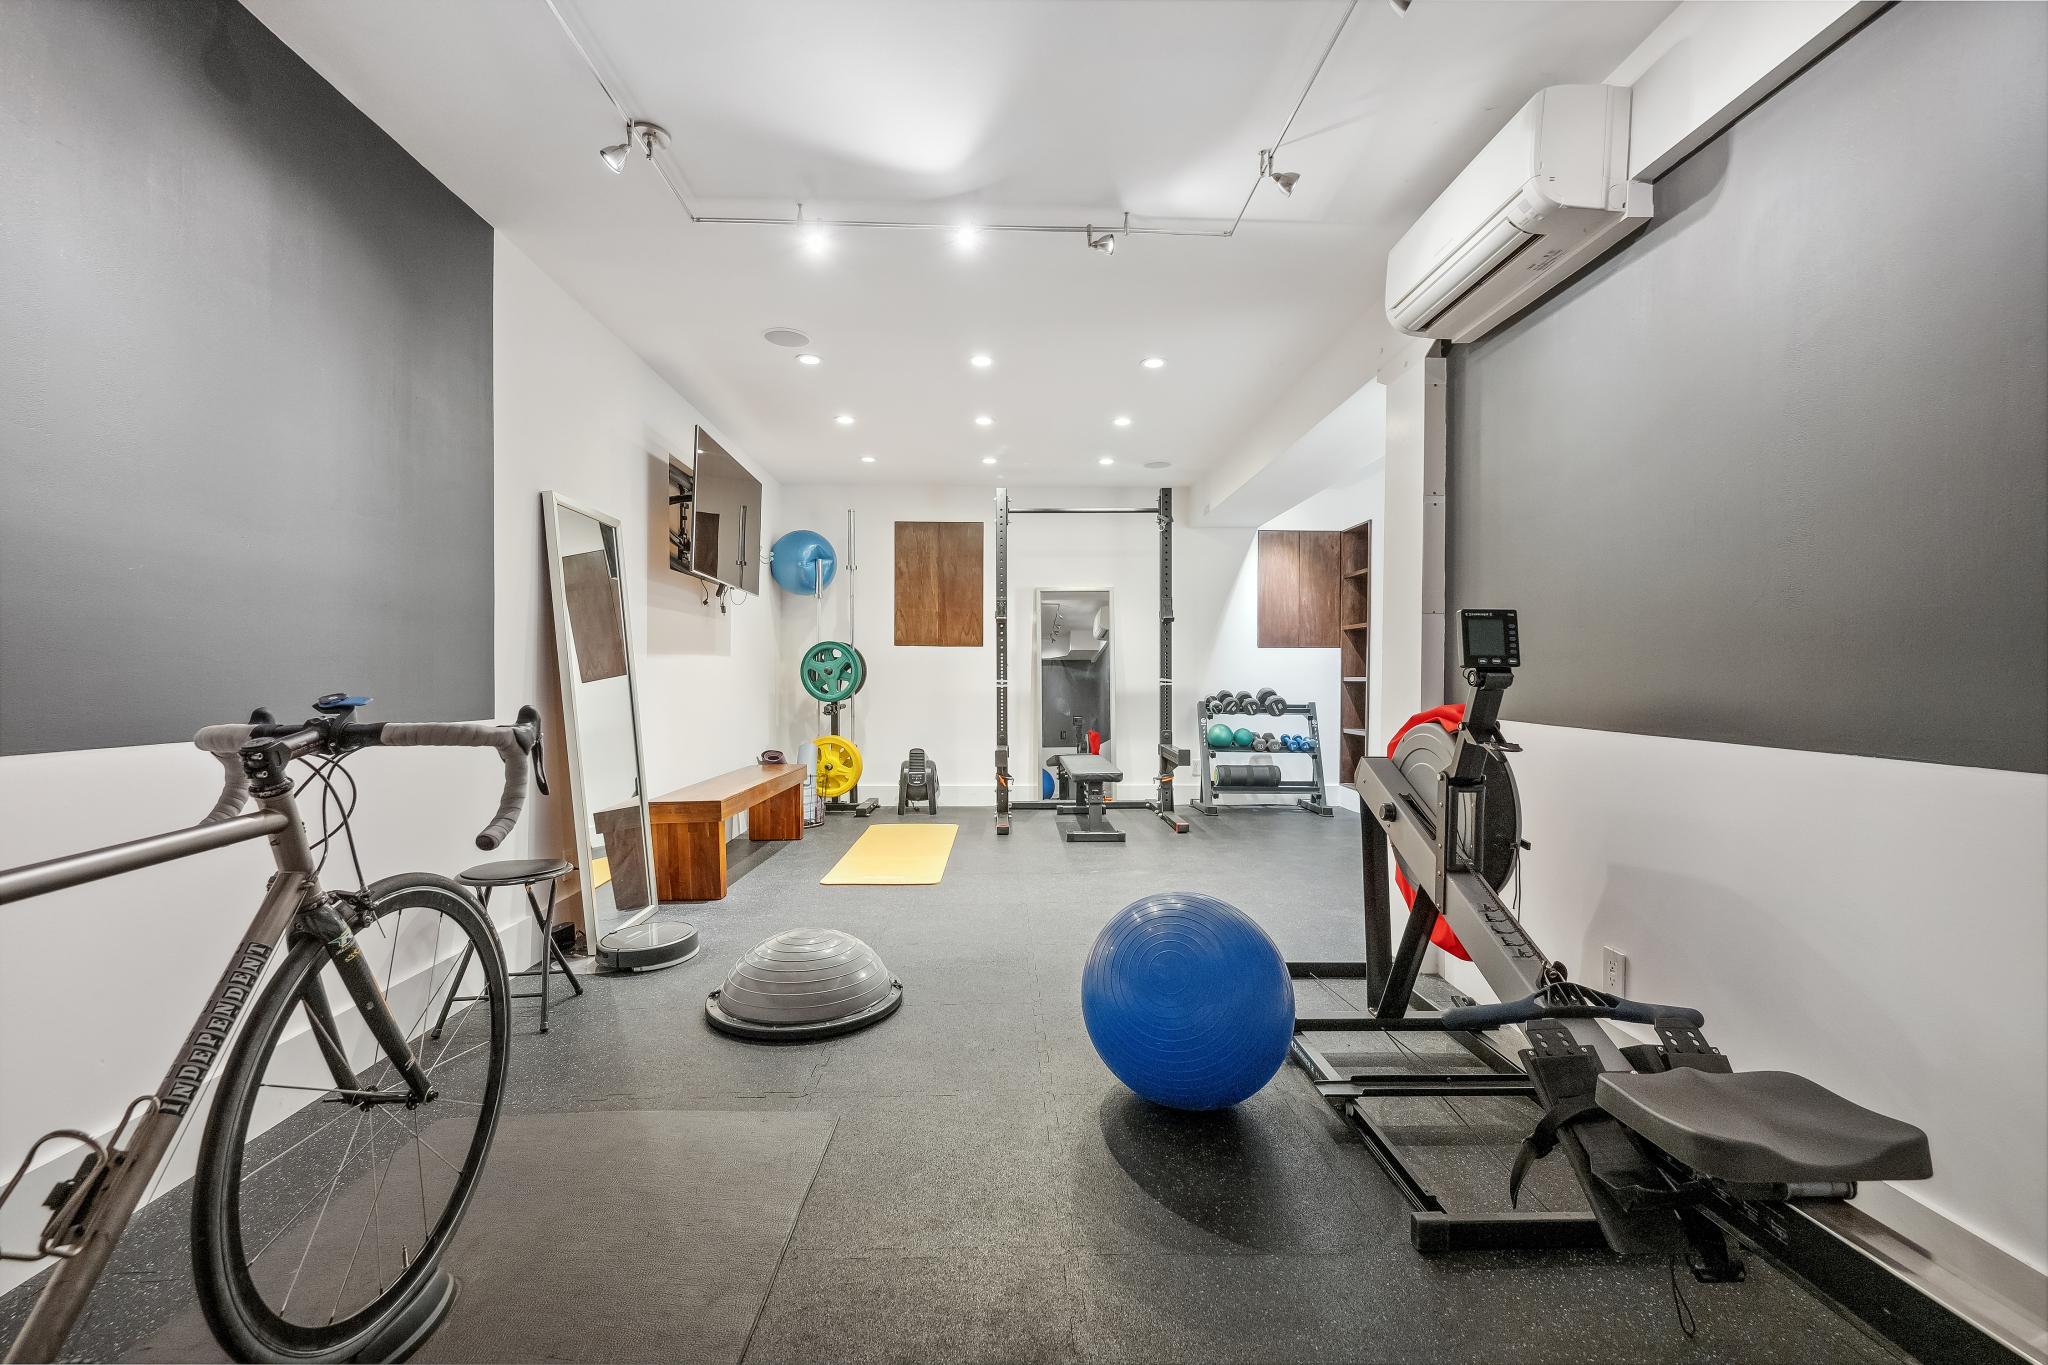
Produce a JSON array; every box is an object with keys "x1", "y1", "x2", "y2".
[
  {"x1": 1259, "y1": 733, "x2": 1277, "y2": 752},
  {"x1": 1206, "y1": 689, "x2": 1235, "y2": 715},
  {"x1": 1232, "y1": 691, "x2": 1256, "y2": 715},
  {"x1": 1255, "y1": 687, "x2": 1288, "y2": 717}
]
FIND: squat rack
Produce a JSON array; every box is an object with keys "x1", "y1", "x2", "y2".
[{"x1": 994, "y1": 487, "x2": 1190, "y2": 836}]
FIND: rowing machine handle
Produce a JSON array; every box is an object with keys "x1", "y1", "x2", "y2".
[{"x1": 1439, "y1": 992, "x2": 1705, "y2": 1032}]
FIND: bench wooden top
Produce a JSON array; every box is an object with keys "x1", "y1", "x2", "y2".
[{"x1": 650, "y1": 763, "x2": 805, "y2": 821}]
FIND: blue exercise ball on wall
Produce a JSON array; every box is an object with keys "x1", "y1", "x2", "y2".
[
  {"x1": 769, "y1": 529, "x2": 838, "y2": 595},
  {"x1": 1081, "y1": 892, "x2": 1294, "y2": 1111}
]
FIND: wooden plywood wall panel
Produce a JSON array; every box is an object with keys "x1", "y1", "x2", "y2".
[
  {"x1": 895, "y1": 520, "x2": 984, "y2": 646},
  {"x1": 1256, "y1": 530, "x2": 1299, "y2": 648},
  {"x1": 1297, "y1": 531, "x2": 1340, "y2": 647},
  {"x1": 1258, "y1": 530, "x2": 1340, "y2": 648}
]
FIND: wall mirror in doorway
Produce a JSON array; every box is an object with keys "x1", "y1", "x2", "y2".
[
  {"x1": 541, "y1": 493, "x2": 670, "y2": 964},
  {"x1": 1036, "y1": 588, "x2": 1113, "y2": 794}
]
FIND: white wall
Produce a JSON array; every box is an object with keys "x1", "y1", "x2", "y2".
[
  {"x1": 1181, "y1": 467, "x2": 1385, "y2": 812},
  {"x1": 774, "y1": 484, "x2": 1168, "y2": 806},
  {"x1": 494, "y1": 237, "x2": 782, "y2": 906},
  {"x1": 777, "y1": 465, "x2": 1397, "y2": 814},
  {"x1": 0, "y1": 236, "x2": 780, "y2": 1292}
]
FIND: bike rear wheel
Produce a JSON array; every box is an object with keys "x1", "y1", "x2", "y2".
[{"x1": 191, "y1": 874, "x2": 511, "y2": 1362}]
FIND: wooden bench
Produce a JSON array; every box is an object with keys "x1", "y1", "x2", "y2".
[{"x1": 649, "y1": 763, "x2": 806, "y2": 901}]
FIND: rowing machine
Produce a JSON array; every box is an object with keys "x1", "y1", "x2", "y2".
[{"x1": 1289, "y1": 609, "x2": 2017, "y2": 1364}]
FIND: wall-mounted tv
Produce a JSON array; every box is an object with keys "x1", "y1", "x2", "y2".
[{"x1": 667, "y1": 427, "x2": 761, "y2": 593}]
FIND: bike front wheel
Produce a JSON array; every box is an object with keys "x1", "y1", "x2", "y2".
[{"x1": 191, "y1": 873, "x2": 511, "y2": 1362}]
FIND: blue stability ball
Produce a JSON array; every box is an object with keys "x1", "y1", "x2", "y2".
[
  {"x1": 1081, "y1": 892, "x2": 1295, "y2": 1111},
  {"x1": 1041, "y1": 767, "x2": 1057, "y2": 799},
  {"x1": 769, "y1": 529, "x2": 838, "y2": 595}
]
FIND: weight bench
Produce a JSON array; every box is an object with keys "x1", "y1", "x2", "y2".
[{"x1": 1052, "y1": 753, "x2": 1124, "y2": 844}]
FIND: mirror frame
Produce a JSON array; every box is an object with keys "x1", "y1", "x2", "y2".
[
  {"x1": 1034, "y1": 585, "x2": 1115, "y2": 771},
  {"x1": 540, "y1": 491, "x2": 658, "y2": 944}
]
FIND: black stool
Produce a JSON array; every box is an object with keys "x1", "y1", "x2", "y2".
[{"x1": 431, "y1": 858, "x2": 582, "y2": 1035}]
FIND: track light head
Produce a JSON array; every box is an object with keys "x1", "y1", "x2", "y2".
[
  {"x1": 1086, "y1": 227, "x2": 1116, "y2": 256},
  {"x1": 600, "y1": 121, "x2": 669, "y2": 174},
  {"x1": 1260, "y1": 149, "x2": 1300, "y2": 197}
]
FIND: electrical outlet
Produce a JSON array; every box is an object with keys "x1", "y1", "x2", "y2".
[{"x1": 1601, "y1": 946, "x2": 1627, "y2": 996}]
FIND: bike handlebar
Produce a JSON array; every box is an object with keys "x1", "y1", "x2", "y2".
[{"x1": 193, "y1": 705, "x2": 546, "y2": 851}]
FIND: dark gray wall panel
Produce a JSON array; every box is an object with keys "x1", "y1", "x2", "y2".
[
  {"x1": 0, "y1": 1, "x2": 492, "y2": 755},
  {"x1": 1446, "y1": 2, "x2": 2047, "y2": 773}
]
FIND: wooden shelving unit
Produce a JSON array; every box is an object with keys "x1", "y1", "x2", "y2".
[{"x1": 1338, "y1": 519, "x2": 1371, "y2": 781}]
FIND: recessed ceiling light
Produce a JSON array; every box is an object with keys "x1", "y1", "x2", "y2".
[
  {"x1": 1112, "y1": 416, "x2": 1132, "y2": 427},
  {"x1": 969, "y1": 353, "x2": 993, "y2": 368},
  {"x1": 860, "y1": 455, "x2": 877, "y2": 464},
  {"x1": 1141, "y1": 357, "x2": 1166, "y2": 370},
  {"x1": 801, "y1": 225, "x2": 831, "y2": 257},
  {"x1": 954, "y1": 226, "x2": 980, "y2": 250},
  {"x1": 835, "y1": 414, "x2": 855, "y2": 426},
  {"x1": 974, "y1": 415, "x2": 993, "y2": 427},
  {"x1": 796, "y1": 353, "x2": 822, "y2": 366},
  {"x1": 1098, "y1": 456, "x2": 1115, "y2": 466},
  {"x1": 982, "y1": 456, "x2": 998, "y2": 465}
]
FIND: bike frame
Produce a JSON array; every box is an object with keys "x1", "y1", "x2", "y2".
[{"x1": 0, "y1": 727, "x2": 427, "y2": 1363}]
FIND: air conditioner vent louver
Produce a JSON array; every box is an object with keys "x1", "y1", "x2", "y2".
[{"x1": 1385, "y1": 85, "x2": 1652, "y2": 344}]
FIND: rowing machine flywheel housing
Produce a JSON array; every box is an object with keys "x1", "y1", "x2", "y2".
[{"x1": 1388, "y1": 722, "x2": 1521, "y2": 891}]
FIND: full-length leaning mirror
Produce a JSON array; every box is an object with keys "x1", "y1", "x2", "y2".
[
  {"x1": 540, "y1": 493, "x2": 669, "y2": 962},
  {"x1": 1037, "y1": 588, "x2": 1114, "y2": 790}
]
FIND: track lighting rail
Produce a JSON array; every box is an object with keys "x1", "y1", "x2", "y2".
[{"x1": 543, "y1": 0, "x2": 1359, "y2": 246}]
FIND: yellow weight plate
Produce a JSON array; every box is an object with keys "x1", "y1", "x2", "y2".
[{"x1": 813, "y1": 735, "x2": 864, "y2": 798}]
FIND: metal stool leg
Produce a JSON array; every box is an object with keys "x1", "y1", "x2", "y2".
[
  {"x1": 430, "y1": 939, "x2": 478, "y2": 1041},
  {"x1": 539, "y1": 877, "x2": 583, "y2": 997},
  {"x1": 523, "y1": 876, "x2": 581, "y2": 1032}
]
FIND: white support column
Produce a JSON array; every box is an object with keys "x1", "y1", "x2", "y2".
[{"x1": 1374, "y1": 344, "x2": 1448, "y2": 750}]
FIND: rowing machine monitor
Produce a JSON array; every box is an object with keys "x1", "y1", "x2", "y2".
[{"x1": 1460, "y1": 609, "x2": 1519, "y2": 672}]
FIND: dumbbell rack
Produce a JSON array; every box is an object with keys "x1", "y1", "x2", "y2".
[{"x1": 1191, "y1": 699, "x2": 1333, "y2": 817}]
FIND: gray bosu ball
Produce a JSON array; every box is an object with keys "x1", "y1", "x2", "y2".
[{"x1": 705, "y1": 928, "x2": 903, "y2": 1041}]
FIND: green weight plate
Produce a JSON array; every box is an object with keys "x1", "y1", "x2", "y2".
[{"x1": 801, "y1": 640, "x2": 865, "y2": 702}]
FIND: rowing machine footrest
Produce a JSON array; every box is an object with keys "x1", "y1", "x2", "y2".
[{"x1": 1518, "y1": 1021, "x2": 1688, "y2": 1257}]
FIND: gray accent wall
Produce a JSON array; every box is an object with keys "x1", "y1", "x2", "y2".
[
  {"x1": 0, "y1": 0, "x2": 493, "y2": 755},
  {"x1": 1445, "y1": 2, "x2": 2048, "y2": 775}
]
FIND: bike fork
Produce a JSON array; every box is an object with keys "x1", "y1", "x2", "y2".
[{"x1": 301, "y1": 899, "x2": 434, "y2": 1101}]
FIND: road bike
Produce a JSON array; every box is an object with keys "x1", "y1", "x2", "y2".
[{"x1": 0, "y1": 695, "x2": 545, "y2": 1362}]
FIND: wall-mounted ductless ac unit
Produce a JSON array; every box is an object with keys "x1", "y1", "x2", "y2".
[{"x1": 1386, "y1": 84, "x2": 1652, "y2": 343}]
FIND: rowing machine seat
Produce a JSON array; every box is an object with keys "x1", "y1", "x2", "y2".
[{"x1": 1595, "y1": 1069, "x2": 1932, "y2": 1185}]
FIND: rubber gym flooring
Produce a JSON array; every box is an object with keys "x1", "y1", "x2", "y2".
[{"x1": 1, "y1": 806, "x2": 1905, "y2": 1363}]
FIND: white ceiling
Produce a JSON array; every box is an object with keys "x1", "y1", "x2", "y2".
[{"x1": 246, "y1": 0, "x2": 1673, "y2": 486}]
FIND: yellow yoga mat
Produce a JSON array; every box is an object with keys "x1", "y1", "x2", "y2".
[{"x1": 821, "y1": 824, "x2": 959, "y2": 886}]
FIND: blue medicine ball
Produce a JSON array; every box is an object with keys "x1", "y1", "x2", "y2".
[
  {"x1": 769, "y1": 530, "x2": 838, "y2": 595},
  {"x1": 1081, "y1": 892, "x2": 1294, "y2": 1111}
]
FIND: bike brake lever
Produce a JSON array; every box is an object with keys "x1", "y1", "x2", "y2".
[{"x1": 517, "y1": 704, "x2": 549, "y2": 796}]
